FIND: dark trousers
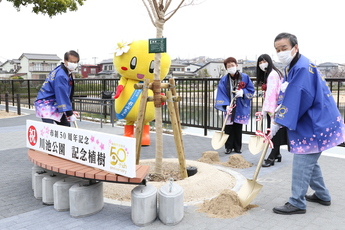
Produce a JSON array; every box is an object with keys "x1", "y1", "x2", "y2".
[
  {"x1": 266, "y1": 115, "x2": 287, "y2": 160},
  {"x1": 224, "y1": 123, "x2": 243, "y2": 151},
  {"x1": 42, "y1": 114, "x2": 70, "y2": 127}
]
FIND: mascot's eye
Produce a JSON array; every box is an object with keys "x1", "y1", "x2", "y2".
[
  {"x1": 130, "y1": 57, "x2": 137, "y2": 70},
  {"x1": 149, "y1": 60, "x2": 154, "y2": 73}
]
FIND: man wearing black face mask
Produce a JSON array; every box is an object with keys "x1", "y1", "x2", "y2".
[
  {"x1": 35, "y1": 50, "x2": 80, "y2": 127},
  {"x1": 271, "y1": 32, "x2": 345, "y2": 215}
]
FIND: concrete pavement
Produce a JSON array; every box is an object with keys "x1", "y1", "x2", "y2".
[{"x1": 1, "y1": 104, "x2": 345, "y2": 230}]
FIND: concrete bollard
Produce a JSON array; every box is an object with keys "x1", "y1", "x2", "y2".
[
  {"x1": 158, "y1": 179, "x2": 184, "y2": 225},
  {"x1": 53, "y1": 177, "x2": 85, "y2": 212},
  {"x1": 34, "y1": 171, "x2": 48, "y2": 199},
  {"x1": 131, "y1": 184, "x2": 157, "y2": 226},
  {"x1": 42, "y1": 174, "x2": 68, "y2": 205},
  {"x1": 32, "y1": 165, "x2": 44, "y2": 190},
  {"x1": 69, "y1": 181, "x2": 104, "y2": 218}
]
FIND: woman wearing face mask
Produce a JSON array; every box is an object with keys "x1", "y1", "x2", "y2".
[
  {"x1": 256, "y1": 54, "x2": 287, "y2": 167},
  {"x1": 215, "y1": 57, "x2": 255, "y2": 154},
  {"x1": 35, "y1": 50, "x2": 80, "y2": 127}
]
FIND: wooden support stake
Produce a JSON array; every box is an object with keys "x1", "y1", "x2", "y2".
[
  {"x1": 169, "y1": 78, "x2": 184, "y2": 150},
  {"x1": 135, "y1": 79, "x2": 150, "y2": 165},
  {"x1": 166, "y1": 90, "x2": 188, "y2": 179}
]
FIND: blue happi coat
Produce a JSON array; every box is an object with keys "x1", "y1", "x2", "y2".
[
  {"x1": 35, "y1": 64, "x2": 73, "y2": 113},
  {"x1": 215, "y1": 72, "x2": 255, "y2": 124},
  {"x1": 275, "y1": 55, "x2": 345, "y2": 154}
]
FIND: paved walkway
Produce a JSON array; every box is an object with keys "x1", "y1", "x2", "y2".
[{"x1": 1, "y1": 105, "x2": 345, "y2": 230}]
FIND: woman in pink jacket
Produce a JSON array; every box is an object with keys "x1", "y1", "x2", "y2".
[{"x1": 256, "y1": 54, "x2": 287, "y2": 167}]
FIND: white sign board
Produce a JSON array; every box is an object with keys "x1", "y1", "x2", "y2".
[{"x1": 26, "y1": 120, "x2": 136, "y2": 178}]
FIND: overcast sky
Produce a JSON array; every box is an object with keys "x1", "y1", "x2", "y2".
[{"x1": 0, "y1": 0, "x2": 344, "y2": 65}]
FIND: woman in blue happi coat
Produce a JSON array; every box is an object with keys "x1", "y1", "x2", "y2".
[
  {"x1": 215, "y1": 57, "x2": 255, "y2": 154},
  {"x1": 35, "y1": 50, "x2": 80, "y2": 127}
]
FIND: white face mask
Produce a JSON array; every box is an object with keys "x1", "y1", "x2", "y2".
[
  {"x1": 277, "y1": 47, "x2": 295, "y2": 66},
  {"x1": 227, "y1": 67, "x2": 237, "y2": 75},
  {"x1": 65, "y1": 62, "x2": 78, "y2": 71},
  {"x1": 259, "y1": 63, "x2": 268, "y2": 72}
]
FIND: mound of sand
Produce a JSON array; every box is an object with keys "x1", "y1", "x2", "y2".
[
  {"x1": 198, "y1": 151, "x2": 253, "y2": 169},
  {"x1": 197, "y1": 189, "x2": 257, "y2": 218}
]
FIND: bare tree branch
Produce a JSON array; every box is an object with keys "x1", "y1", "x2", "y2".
[
  {"x1": 163, "y1": 0, "x2": 172, "y2": 13},
  {"x1": 165, "y1": 0, "x2": 185, "y2": 22},
  {"x1": 148, "y1": 0, "x2": 159, "y2": 20},
  {"x1": 142, "y1": 0, "x2": 156, "y2": 26}
]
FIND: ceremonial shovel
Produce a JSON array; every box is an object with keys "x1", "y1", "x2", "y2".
[
  {"x1": 238, "y1": 134, "x2": 270, "y2": 207},
  {"x1": 211, "y1": 96, "x2": 236, "y2": 150}
]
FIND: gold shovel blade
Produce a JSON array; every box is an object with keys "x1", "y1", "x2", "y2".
[
  {"x1": 238, "y1": 179, "x2": 263, "y2": 208},
  {"x1": 248, "y1": 136, "x2": 265, "y2": 155},
  {"x1": 211, "y1": 131, "x2": 229, "y2": 150}
]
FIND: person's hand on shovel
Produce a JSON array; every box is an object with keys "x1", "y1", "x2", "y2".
[
  {"x1": 226, "y1": 105, "x2": 233, "y2": 115},
  {"x1": 268, "y1": 121, "x2": 280, "y2": 139}
]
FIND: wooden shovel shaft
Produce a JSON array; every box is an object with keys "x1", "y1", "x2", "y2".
[
  {"x1": 221, "y1": 96, "x2": 236, "y2": 132},
  {"x1": 253, "y1": 141, "x2": 269, "y2": 181}
]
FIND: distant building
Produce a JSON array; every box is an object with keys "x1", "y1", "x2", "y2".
[
  {"x1": 88, "y1": 59, "x2": 117, "y2": 78},
  {"x1": 196, "y1": 61, "x2": 243, "y2": 78},
  {"x1": 80, "y1": 64, "x2": 102, "y2": 78},
  {"x1": 317, "y1": 62, "x2": 340, "y2": 77},
  {"x1": 0, "y1": 59, "x2": 21, "y2": 79},
  {"x1": 0, "y1": 53, "x2": 61, "y2": 79},
  {"x1": 169, "y1": 62, "x2": 196, "y2": 78},
  {"x1": 18, "y1": 53, "x2": 61, "y2": 79}
]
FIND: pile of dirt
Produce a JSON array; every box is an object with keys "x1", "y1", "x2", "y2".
[
  {"x1": 221, "y1": 154, "x2": 253, "y2": 168},
  {"x1": 144, "y1": 160, "x2": 183, "y2": 182},
  {"x1": 198, "y1": 151, "x2": 252, "y2": 169},
  {"x1": 197, "y1": 151, "x2": 220, "y2": 164},
  {"x1": 197, "y1": 189, "x2": 257, "y2": 218}
]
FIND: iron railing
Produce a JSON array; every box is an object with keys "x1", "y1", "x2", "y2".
[{"x1": 1, "y1": 78, "x2": 345, "y2": 140}]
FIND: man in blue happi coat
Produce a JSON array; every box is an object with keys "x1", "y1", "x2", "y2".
[
  {"x1": 270, "y1": 32, "x2": 345, "y2": 215},
  {"x1": 35, "y1": 50, "x2": 80, "y2": 127}
]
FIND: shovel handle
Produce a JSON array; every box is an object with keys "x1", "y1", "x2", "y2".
[
  {"x1": 221, "y1": 96, "x2": 237, "y2": 132},
  {"x1": 253, "y1": 141, "x2": 269, "y2": 181}
]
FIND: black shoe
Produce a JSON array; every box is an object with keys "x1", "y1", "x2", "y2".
[
  {"x1": 262, "y1": 158, "x2": 275, "y2": 167},
  {"x1": 305, "y1": 193, "x2": 331, "y2": 206},
  {"x1": 234, "y1": 149, "x2": 242, "y2": 153},
  {"x1": 273, "y1": 202, "x2": 306, "y2": 215},
  {"x1": 276, "y1": 154, "x2": 282, "y2": 162},
  {"x1": 225, "y1": 149, "x2": 232, "y2": 154}
]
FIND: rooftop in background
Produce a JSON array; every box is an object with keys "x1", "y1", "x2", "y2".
[{"x1": 19, "y1": 53, "x2": 61, "y2": 61}]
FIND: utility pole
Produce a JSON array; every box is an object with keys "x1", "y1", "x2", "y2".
[{"x1": 92, "y1": 57, "x2": 97, "y2": 65}]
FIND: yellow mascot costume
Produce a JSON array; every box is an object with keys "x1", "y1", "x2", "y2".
[{"x1": 113, "y1": 40, "x2": 171, "y2": 145}]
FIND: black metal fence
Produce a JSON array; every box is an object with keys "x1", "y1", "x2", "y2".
[{"x1": 1, "y1": 77, "x2": 345, "y2": 139}]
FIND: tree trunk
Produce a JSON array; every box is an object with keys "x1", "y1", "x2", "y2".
[{"x1": 154, "y1": 18, "x2": 164, "y2": 175}]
